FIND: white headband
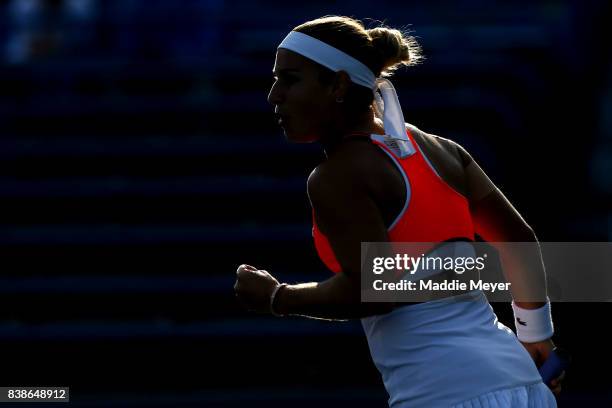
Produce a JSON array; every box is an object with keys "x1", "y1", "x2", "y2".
[{"x1": 277, "y1": 31, "x2": 415, "y2": 156}]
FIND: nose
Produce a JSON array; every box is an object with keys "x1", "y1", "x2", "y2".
[{"x1": 267, "y1": 80, "x2": 283, "y2": 106}]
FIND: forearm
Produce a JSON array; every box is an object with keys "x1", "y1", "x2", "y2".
[
  {"x1": 496, "y1": 227, "x2": 548, "y2": 308},
  {"x1": 471, "y1": 193, "x2": 548, "y2": 308},
  {"x1": 273, "y1": 275, "x2": 393, "y2": 321}
]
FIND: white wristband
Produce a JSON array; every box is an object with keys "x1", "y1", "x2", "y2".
[
  {"x1": 270, "y1": 283, "x2": 287, "y2": 317},
  {"x1": 511, "y1": 298, "x2": 554, "y2": 343}
]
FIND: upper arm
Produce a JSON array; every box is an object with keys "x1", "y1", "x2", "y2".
[
  {"x1": 307, "y1": 164, "x2": 389, "y2": 279},
  {"x1": 445, "y1": 141, "x2": 494, "y2": 204},
  {"x1": 453, "y1": 143, "x2": 535, "y2": 241}
]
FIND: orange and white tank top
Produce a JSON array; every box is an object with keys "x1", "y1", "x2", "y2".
[{"x1": 312, "y1": 124, "x2": 476, "y2": 273}]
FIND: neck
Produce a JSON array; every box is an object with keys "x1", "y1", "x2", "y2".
[{"x1": 321, "y1": 107, "x2": 385, "y2": 158}]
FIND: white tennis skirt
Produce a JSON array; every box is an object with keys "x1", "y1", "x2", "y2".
[
  {"x1": 361, "y1": 289, "x2": 556, "y2": 407},
  {"x1": 451, "y1": 381, "x2": 557, "y2": 408}
]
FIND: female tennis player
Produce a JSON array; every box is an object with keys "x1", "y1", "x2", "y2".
[{"x1": 234, "y1": 16, "x2": 564, "y2": 407}]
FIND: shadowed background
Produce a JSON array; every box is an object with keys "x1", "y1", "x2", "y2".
[{"x1": 0, "y1": 0, "x2": 610, "y2": 406}]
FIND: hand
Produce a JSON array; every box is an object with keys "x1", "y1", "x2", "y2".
[
  {"x1": 520, "y1": 338, "x2": 565, "y2": 396},
  {"x1": 234, "y1": 264, "x2": 280, "y2": 314}
]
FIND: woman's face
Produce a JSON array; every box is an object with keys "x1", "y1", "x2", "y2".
[{"x1": 267, "y1": 48, "x2": 336, "y2": 143}]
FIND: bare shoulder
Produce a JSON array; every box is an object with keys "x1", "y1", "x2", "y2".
[
  {"x1": 406, "y1": 123, "x2": 473, "y2": 198},
  {"x1": 431, "y1": 133, "x2": 474, "y2": 167},
  {"x1": 409, "y1": 124, "x2": 497, "y2": 203},
  {"x1": 307, "y1": 146, "x2": 371, "y2": 202},
  {"x1": 406, "y1": 122, "x2": 470, "y2": 167}
]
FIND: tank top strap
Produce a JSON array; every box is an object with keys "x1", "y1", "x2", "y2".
[{"x1": 369, "y1": 128, "x2": 418, "y2": 160}]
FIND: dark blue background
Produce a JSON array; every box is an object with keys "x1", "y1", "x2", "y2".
[{"x1": 0, "y1": 0, "x2": 610, "y2": 406}]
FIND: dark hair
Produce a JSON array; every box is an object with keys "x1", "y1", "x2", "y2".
[{"x1": 293, "y1": 15, "x2": 423, "y2": 114}]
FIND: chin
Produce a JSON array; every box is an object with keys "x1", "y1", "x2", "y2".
[{"x1": 284, "y1": 129, "x2": 319, "y2": 144}]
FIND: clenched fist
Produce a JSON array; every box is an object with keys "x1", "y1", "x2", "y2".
[{"x1": 234, "y1": 264, "x2": 281, "y2": 314}]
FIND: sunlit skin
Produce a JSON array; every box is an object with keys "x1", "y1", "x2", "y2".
[
  {"x1": 267, "y1": 48, "x2": 385, "y2": 148},
  {"x1": 236, "y1": 44, "x2": 565, "y2": 396}
]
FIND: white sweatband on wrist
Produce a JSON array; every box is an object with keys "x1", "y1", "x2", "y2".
[
  {"x1": 511, "y1": 298, "x2": 554, "y2": 343},
  {"x1": 270, "y1": 283, "x2": 287, "y2": 317}
]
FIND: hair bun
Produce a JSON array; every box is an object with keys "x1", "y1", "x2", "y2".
[{"x1": 368, "y1": 27, "x2": 423, "y2": 77}]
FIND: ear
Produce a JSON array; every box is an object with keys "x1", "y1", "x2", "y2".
[{"x1": 332, "y1": 71, "x2": 352, "y2": 99}]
